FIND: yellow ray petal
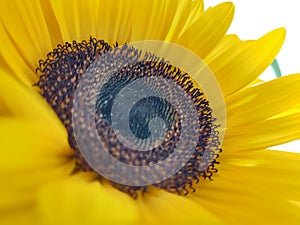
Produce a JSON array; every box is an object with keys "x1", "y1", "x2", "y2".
[
  {"x1": 46, "y1": 0, "x2": 93, "y2": 42},
  {"x1": 0, "y1": 118, "x2": 72, "y2": 170},
  {"x1": 167, "y1": 0, "x2": 205, "y2": 41},
  {"x1": 47, "y1": 0, "x2": 136, "y2": 44},
  {"x1": 39, "y1": 0, "x2": 63, "y2": 47},
  {"x1": 209, "y1": 28, "x2": 286, "y2": 97},
  {"x1": 0, "y1": 160, "x2": 74, "y2": 213},
  {"x1": 189, "y1": 149, "x2": 300, "y2": 225},
  {"x1": 221, "y1": 149, "x2": 300, "y2": 204},
  {"x1": 176, "y1": 2, "x2": 234, "y2": 59},
  {"x1": 165, "y1": 0, "x2": 194, "y2": 41},
  {"x1": 205, "y1": 34, "x2": 241, "y2": 63},
  {"x1": 0, "y1": 206, "x2": 37, "y2": 225},
  {"x1": 0, "y1": 117, "x2": 74, "y2": 211},
  {"x1": 182, "y1": 0, "x2": 204, "y2": 31},
  {"x1": 223, "y1": 149, "x2": 300, "y2": 173},
  {"x1": 0, "y1": 0, "x2": 57, "y2": 83},
  {"x1": 248, "y1": 78, "x2": 264, "y2": 86},
  {"x1": 131, "y1": 0, "x2": 178, "y2": 41},
  {"x1": 271, "y1": 103, "x2": 300, "y2": 119},
  {"x1": 226, "y1": 74, "x2": 300, "y2": 127},
  {"x1": 0, "y1": 70, "x2": 63, "y2": 125},
  {"x1": 3, "y1": 0, "x2": 53, "y2": 52},
  {"x1": 191, "y1": 179, "x2": 300, "y2": 225},
  {"x1": 222, "y1": 112, "x2": 300, "y2": 153},
  {"x1": 0, "y1": 53, "x2": 15, "y2": 77},
  {"x1": 0, "y1": 23, "x2": 36, "y2": 86},
  {"x1": 95, "y1": 0, "x2": 135, "y2": 44},
  {"x1": 138, "y1": 188, "x2": 225, "y2": 225},
  {"x1": 36, "y1": 174, "x2": 139, "y2": 225}
]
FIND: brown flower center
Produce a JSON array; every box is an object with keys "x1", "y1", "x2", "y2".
[{"x1": 36, "y1": 38, "x2": 221, "y2": 198}]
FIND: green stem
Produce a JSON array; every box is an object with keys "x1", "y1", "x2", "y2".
[{"x1": 271, "y1": 59, "x2": 282, "y2": 78}]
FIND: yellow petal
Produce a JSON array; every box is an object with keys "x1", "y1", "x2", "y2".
[
  {"x1": 167, "y1": 0, "x2": 205, "y2": 40},
  {"x1": 0, "y1": 160, "x2": 74, "y2": 212},
  {"x1": 138, "y1": 188, "x2": 225, "y2": 225},
  {"x1": 209, "y1": 28, "x2": 286, "y2": 97},
  {"x1": 165, "y1": 0, "x2": 194, "y2": 41},
  {"x1": 0, "y1": 117, "x2": 74, "y2": 210},
  {"x1": 0, "y1": 53, "x2": 15, "y2": 78},
  {"x1": 205, "y1": 34, "x2": 241, "y2": 63},
  {"x1": 0, "y1": 23, "x2": 36, "y2": 86},
  {"x1": 182, "y1": 0, "x2": 204, "y2": 30},
  {"x1": 0, "y1": 0, "x2": 56, "y2": 83},
  {"x1": 222, "y1": 112, "x2": 300, "y2": 153},
  {"x1": 176, "y1": 2, "x2": 234, "y2": 59},
  {"x1": 39, "y1": 0, "x2": 63, "y2": 47},
  {"x1": 36, "y1": 174, "x2": 139, "y2": 225},
  {"x1": 189, "y1": 149, "x2": 300, "y2": 225},
  {"x1": 0, "y1": 68, "x2": 74, "y2": 212},
  {"x1": 226, "y1": 74, "x2": 300, "y2": 127},
  {"x1": 0, "y1": 118, "x2": 72, "y2": 170},
  {"x1": 0, "y1": 70, "x2": 62, "y2": 125},
  {"x1": 0, "y1": 206, "x2": 37, "y2": 225},
  {"x1": 221, "y1": 149, "x2": 300, "y2": 204},
  {"x1": 272, "y1": 103, "x2": 300, "y2": 119},
  {"x1": 46, "y1": 0, "x2": 93, "y2": 42},
  {"x1": 131, "y1": 0, "x2": 178, "y2": 41},
  {"x1": 63, "y1": 0, "x2": 95, "y2": 41},
  {"x1": 248, "y1": 78, "x2": 264, "y2": 86},
  {"x1": 94, "y1": 0, "x2": 135, "y2": 44},
  {"x1": 48, "y1": 0, "x2": 127, "y2": 43}
]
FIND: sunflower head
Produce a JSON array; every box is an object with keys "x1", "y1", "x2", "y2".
[
  {"x1": 35, "y1": 37, "x2": 223, "y2": 198},
  {"x1": 1, "y1": 0, "x2": 300, "y2": 224}
]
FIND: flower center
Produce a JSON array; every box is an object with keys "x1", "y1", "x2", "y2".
[{"x1": 36, "y1": 38, "x2": 221, "y2": 198}]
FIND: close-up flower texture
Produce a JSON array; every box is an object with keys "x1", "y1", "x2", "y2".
[{"x1": 1, "y1": 0, "x2": 300, "y2": 224}]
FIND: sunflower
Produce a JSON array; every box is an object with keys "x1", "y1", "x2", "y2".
[{"x1": 1, "y1": 0, "x2": 300, "y2": 224}]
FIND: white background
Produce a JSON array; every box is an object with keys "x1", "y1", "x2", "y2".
[{"x1": 205, "y1": 0, "x2": 300, "y2": 152}]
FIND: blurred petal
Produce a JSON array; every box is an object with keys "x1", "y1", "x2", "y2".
[
  {"x1": 37, "y1": 174, "x2": 139, "y2": 225},
  {"x1": 0, "y1": 118, "x2": 74, "y2": 210},
  {"x1": 0, "y1": 69, "x2": 63, "y2": 125},
  {"x1": 190, "y1": 149, "x2": 300, "y2": 225},
  {"x1": 139, "y1": 188, "x2": 225, "y2": 224}
]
